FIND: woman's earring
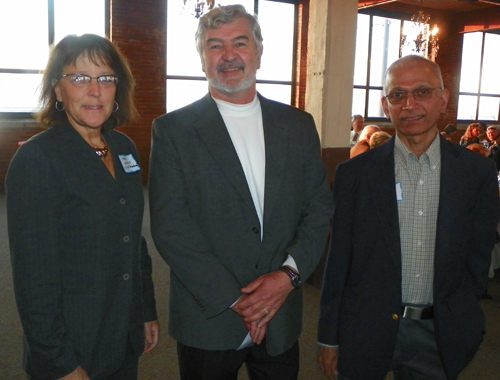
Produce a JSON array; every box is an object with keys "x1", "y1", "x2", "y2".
[{"x1": 55, "y1": 101, "x2": 65, "y2": 111}]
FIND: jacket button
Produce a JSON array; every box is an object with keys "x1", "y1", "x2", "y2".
[
  {"x1": 392, "y1": 313, "x2": 399, "y2": 320},
  {"x1": 123, "y1": 235, "x2": 130, "y2": 243},
  {"x1": 252, "y1": 227, "x2": 259, "y2": 234},
  {"x1": 119, "y1": 198, "x2": 126, "y2": 205},
  {"x1": 123, "y1": 273, "x2": 130, "y2": 281}
]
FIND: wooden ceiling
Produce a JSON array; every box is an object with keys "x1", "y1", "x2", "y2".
[{"x1": 358, "y1": 0, "x2": 500, "y2": 12}]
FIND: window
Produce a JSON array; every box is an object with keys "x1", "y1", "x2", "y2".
[
  {"x1": 458, "y1": 32, "x2": 500, "y2": 122},
  {"x1": 0, "y1": 0, "x2": 107, "y2": 113},
  {"x1": 166, "y1": 0, "x2": 297, "y2": 113},
  {"x1": 353, "y1": 14, "x2": 403, "y2": 119},
  {"x1": 353, "y1": 12, "x2": 428, "y2": 120}
]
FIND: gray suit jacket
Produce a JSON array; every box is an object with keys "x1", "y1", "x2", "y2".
[
  {"x1": 318, "y1": 136, "x2": 499, "y2": 379},
  {"x1": 149, "y1": 93, "x2": 332, "y2": 356},
  {"x1": 7, "y1": 124, "x2": 157, "y2": 380}
]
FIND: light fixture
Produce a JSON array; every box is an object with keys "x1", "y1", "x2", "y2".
[
  {"x1": 183, "y1": 0, "x2": 215, "y2": 19},
  {"x1": 400, "y1": 0, "x2": 440, "y2": 61}
]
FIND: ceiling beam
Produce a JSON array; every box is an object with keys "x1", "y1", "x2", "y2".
[
  {"x1": 478, "y1": 0, "x2": 500, "y2": 6},
  {"x1": 358, "y1": 0, "x2": 398, "y2": 10}
]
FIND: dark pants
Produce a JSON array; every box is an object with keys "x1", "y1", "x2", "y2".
[
  {"x1": 338, "y1": 318, "x2": 453, "y2": 380},
  {"x1": 177, "y1": 340, "x2": 300, "y2": 380},
  {"x1": 390, "y1": 318, "x2": 452, "y2": 380}
]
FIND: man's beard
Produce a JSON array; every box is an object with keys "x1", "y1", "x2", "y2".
[{"x1": 208, "y1": 65, "x2": 256, "y2": 95}]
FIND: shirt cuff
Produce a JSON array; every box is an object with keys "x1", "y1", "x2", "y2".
[
  {"x1": 283, "y1": 255, "x2": 298, "y2": 273},
  {"x1": 317, "y1": 342, "x2": 339, "y2": 348}
]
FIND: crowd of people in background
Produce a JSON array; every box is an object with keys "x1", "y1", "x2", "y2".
[{"x1": 350, "y1": 117, "x2": 500, "y2": 166}]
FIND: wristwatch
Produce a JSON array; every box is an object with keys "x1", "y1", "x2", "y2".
[{"x1": 280, "y1": 265, "x2": 302, "y2": 288}]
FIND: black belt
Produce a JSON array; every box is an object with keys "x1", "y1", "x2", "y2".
[{"x1": 401, "y1": 305, "x2": 434, "y2": 320}]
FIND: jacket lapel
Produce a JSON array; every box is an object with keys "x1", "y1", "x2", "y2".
[
  {"x1": 368, "y1": 138, "x2": 402, "y2": 277},
  {"x1": 260, "y1": 96, "x2": 288, "y2": 227},
  {"x1": 434, "y1": 139, "x2": 464, "y2": 274},
  {"x1": 194, "y1": 94, "x2": 256, "y2": 212}
]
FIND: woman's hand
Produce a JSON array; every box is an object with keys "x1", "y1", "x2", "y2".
[
  {"x1": 144, "y1": 320, "x2": 160, "y2": 353},
  {"x1": 59, "y1": 366, "x2": 90, "y2": 380}
]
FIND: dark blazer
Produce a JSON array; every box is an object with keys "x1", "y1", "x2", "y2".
[
  {"x1": 318, "y1": 135, "x2": 499, "y2": 380},
  {"x1": 149, "y1": 93, "x2": 333, "y2": 356},
  {"x1": 6, "y1": 124, "x2": 157, "y2": 380}
]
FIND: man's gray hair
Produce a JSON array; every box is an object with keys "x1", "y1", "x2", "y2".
[{"x1": 195, "y1": 4, "x2": 263, "y2": 56}]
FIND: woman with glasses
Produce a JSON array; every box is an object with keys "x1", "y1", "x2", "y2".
[{"x1": 6, "y1": 34, "x2": 159, "y2": 380}]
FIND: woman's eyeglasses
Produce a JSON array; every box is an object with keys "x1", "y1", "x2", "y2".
[{"x1": 61, "y1": 74, "x2": 119, "y2": 87}]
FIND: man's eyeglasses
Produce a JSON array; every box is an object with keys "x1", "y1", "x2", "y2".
[
  {"x1": 61, "y1": 74, "x2": 119, "y2": 87},
  {"x1": 384, "y1": 87, "x2": 442, "y2": 105}
]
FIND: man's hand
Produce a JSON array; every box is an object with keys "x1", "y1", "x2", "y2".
[
  {"x1": 59, "y1": 366, "x2": 90, "y2": 380},
  {"x1": 144, "y1": 320, "x2": 160, "y2": 353},
  {"x1": 244, "y1": 320, "x2": 268, "y2": 345},
  {"x1": 318, "y1": 346, "x2": 339, "y2": 380},
  {"x1": 233, "y1": 270, "x2": 294, "y2": 327}
]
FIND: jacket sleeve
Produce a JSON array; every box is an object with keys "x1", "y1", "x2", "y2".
[
  {"x1": 467, "y1": 159, "x2": 500, "y2": 298},
  {"x1": 6, "y1": 143, "x2": 81, "y2": 379},
  {"x1": 317, "y1": 163, "x2": 354, "y2": 346},
  {"x1": 281, "y1": 113, "x2": 334, "y2": 281}
]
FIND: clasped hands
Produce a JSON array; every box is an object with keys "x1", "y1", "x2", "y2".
[{"x1": 232, "y1": 270, "x2": 294, "y2": 345}]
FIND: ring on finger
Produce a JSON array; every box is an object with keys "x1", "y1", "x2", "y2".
[{"x1": 263, "y1": 308, "x2": 270, "y2": 316}]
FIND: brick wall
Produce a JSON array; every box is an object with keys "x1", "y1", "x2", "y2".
[
  {"x1": 111, "y1": 0, "x2": 166, "y2": 182},
  {"x1": 295, "y1": 0, "x2": 310, "y2": 110}
]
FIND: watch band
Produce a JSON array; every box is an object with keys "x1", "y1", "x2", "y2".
[{"x1": 280, "y1": 265, "x2": 302, "y2": 288}]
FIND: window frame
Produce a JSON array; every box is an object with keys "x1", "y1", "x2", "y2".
[
  {"x1": 457, "y1": 31, "x2": 500, "y2": 123},
  {"x1": 165, "y1": 0, "x2": 300, "y2": 111},
  {"x1": 354, "y1": 9, "x2": 430, "y2": 123},
  {"x1": 0, "y1": 0, "x2": 110, "y2": 117}
]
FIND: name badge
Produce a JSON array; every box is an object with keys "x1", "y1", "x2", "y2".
[
  {"x1": 396, "y1": 182, "x2": 403, "y2": 201},
  {"x1": 118, "y1": 154, "x2": 140, "y2": 174}
]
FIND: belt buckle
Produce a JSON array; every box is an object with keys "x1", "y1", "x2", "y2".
[{"x1": 403, "y1": 306, "x2": 424, "y2": 319}]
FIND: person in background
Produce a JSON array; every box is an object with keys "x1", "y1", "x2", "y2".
[
  {"x1": 350, "y1": 124, "x2": 381, "y2": 158},
  {"x1": 318, "y1": 55, "x2": 499, "y2": 380},
  {"x1": 440, "y1": 123, "x2": 457, "y2": 142},
  {"x1": 369, "y1": 131, "x2": 392, "y2": 149},
  {"x1": 350, "y1": 114, "x2": 364, "y2": 147},
  {"x1": 6, "y1": 34, "x2": 159, "y2": 380},
  {"x1": 459, "y1": 122, "x2": 481, "y2": 147},
  {"x1": 149, "y1": 5, "x2": 332, "y2": 380},
  {"x1": 467, "y1": 142, "x2": 490, "y2": 158},
  {"x1": 485, "y1": 125, "x2": 500, "y2": 155},
  {"x1": 477, "y1": 122, "x2": 489, "y2": 146}
]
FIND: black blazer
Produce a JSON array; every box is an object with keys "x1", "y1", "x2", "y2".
[
  {"x1": 318, "y1": 135, "x2": 499, "y2": 379},
  {"x1": 149, "y1": 93, "x2": 333, "y2": 355},
  {"x1": 6, "y1": 124, "x2": 157, "y2": 379}
]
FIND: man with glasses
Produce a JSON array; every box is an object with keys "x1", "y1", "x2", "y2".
[{"x1": 318, "y1": 55, "x2": 499, "y2": 380}]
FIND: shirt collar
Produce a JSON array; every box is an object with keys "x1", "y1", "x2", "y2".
[{"x1": 394, "y1": 132, "x2": 441, "y2": 168}]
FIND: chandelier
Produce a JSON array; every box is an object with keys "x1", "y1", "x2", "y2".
[
  {"x1": 400, "y1": 0, "x2": 439, "y2": 61},
  {"x1": 183, "y1": 0, "x2": 215, "y2": 19}
]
